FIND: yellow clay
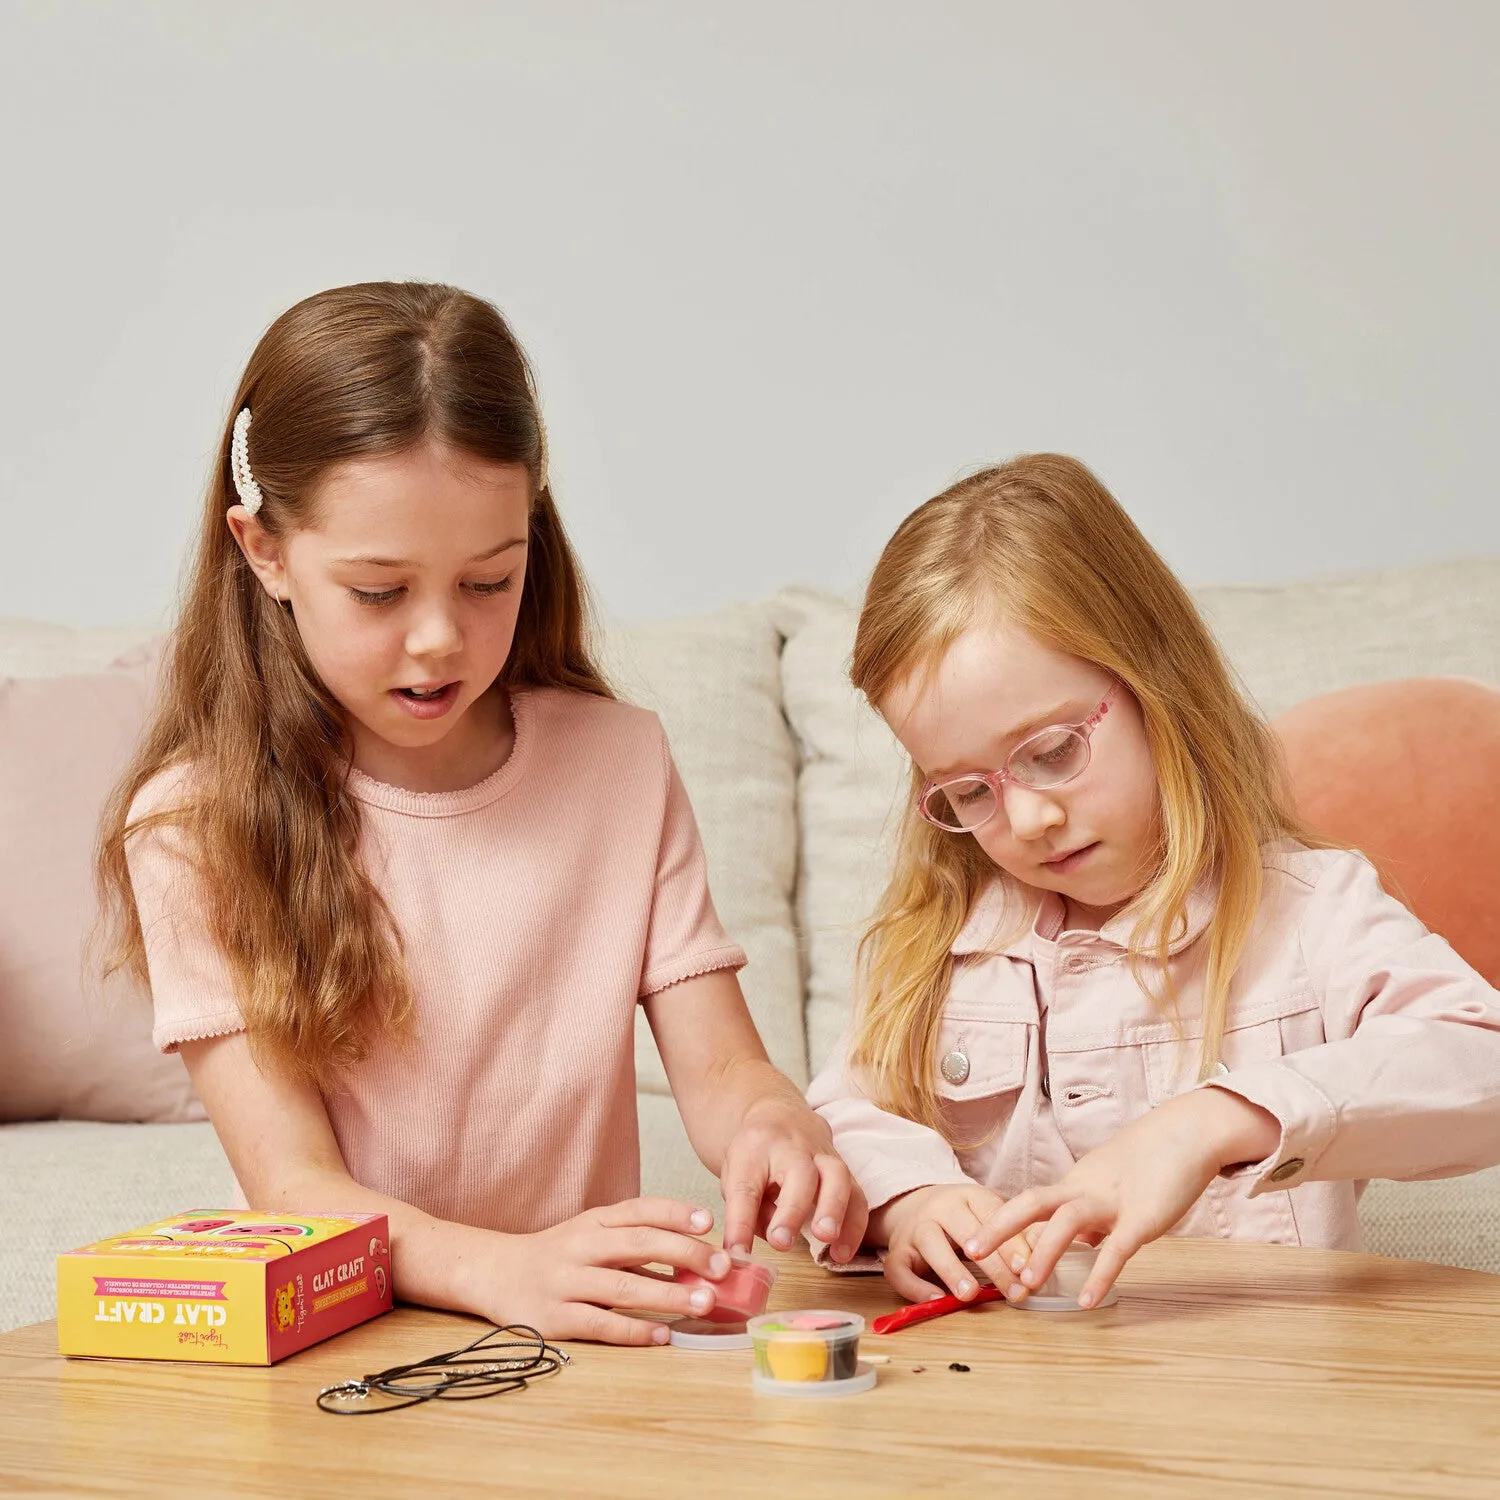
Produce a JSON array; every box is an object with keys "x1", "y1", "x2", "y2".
[{"x1": 765, "y1": 1335, "x2": 829, "y2": 1382}]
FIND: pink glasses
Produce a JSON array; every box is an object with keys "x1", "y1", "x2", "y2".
[{"x1": 918, "y1": 684, "x2": 1117, "y2": 833}]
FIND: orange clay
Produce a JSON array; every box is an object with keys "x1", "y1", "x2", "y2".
[{"x1": 765, "y1": 1335, "x2": 829, "y2": 1382}]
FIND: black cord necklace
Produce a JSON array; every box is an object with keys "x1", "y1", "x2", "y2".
[{"x1": 316, "y1": 1323, "x2": 570, "y2": 1415}]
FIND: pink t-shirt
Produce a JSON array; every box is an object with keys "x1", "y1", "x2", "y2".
[{"x1": 128, "y1": 686, "x2": 747, "y2": 1232}]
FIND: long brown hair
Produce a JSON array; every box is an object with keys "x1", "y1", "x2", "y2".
[
  {"x1": 97, "y1": 282, "x2": 611, "y2": 1085},
  {"x1": 850, "y1": 454, "x2": 1330, "y2": 1130}
]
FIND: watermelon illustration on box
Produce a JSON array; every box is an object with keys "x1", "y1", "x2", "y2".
[{"x1": 57, "y1": 1211, "x2": 394, "y2": 1364}]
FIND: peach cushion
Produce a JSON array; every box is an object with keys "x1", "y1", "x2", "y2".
[
  {"x1": 0, "y1": 644, "x2": 204, "y2": 1123},
  {"x1": 1274, "y1": 677, "x2": 1500, "y2": 985}
]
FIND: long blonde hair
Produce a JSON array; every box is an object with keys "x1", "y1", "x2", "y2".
[
  {"x1": 96, "y1": 281, "x2": 611, "y2": 1085},
  {"x1": 851, "y1": 454, "x2": 1327, "y2": 1129}
]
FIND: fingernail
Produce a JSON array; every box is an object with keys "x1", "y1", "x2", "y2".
[
  {"x1": 927, "y1": 1291, "x2": 945, "y2": 1302},
  {"x1": 964, "y1": 1240, "x2": 981, "y2": 1257},
  {"x1": 770, "y1": 1226, "x2": 793, "y2": 1249},
  {"x1": 690, "y1": 1289, "x2": 713, "y2": 1313},
  {"x1": 1021, "y1": 1269, "x2": 1038, "y2": 1287},
  {"x1": 816, "y1": 1217, "x2": 838, "y2": 1239},
  {"x1": 1006, "y1": 1284, "x2": 1026, "y2": 1302},
  {"x1": 709, "y1": 1252, "x2": 731, "y2": 1277},
  {"x1": 1010, "y1": 1255, "x2": 1026, "y2": 1274},
  {"x1": 957, "y1": 1279, "x2": 974, "y2": 1298},
  {"x1": 1078, "y1": 1291, "x2": 1094, "y2": 1308},
  {"x1": 728, "y1": 1241, "x2": 750, "y2": 1255},
  {"x1": 652, "y1": 1326, "x2": 669, "y2": 1344},
  {"x1": 690, "y1": 1209, "x2": 712, "y2": 1232}
]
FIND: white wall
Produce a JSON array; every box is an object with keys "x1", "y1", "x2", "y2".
[{"x1": 2, "y1": 1, "x2": 1497, "y2": 629}]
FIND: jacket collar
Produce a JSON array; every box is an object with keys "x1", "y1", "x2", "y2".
[{"x1": 951, "y1": 873, "x2": 1217, "y2": 958}]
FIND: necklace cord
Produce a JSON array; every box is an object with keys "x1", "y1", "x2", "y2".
[{"x1": 316, "y1": 1323, "x2": 569, "y2": 1415}]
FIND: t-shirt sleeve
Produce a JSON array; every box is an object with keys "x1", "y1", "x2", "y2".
[
  {"x1": 125, "y1": 787, "x2": 248, "y2": 1053},
  {"x1": 638, "y1": 740, "x2": 748, "y2": 998}
]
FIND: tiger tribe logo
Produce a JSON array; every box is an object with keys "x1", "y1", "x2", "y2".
[{"x1": 274, "y1": 1282, "x2": 297, "y2": 1332}]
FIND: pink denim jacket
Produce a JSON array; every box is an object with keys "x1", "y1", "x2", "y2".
[{"x1": 807, "y1": 844, "x2": 1500, "y2": 1251}]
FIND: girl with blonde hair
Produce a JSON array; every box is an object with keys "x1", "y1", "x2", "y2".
[
  {"x1": 99, "y1": 281, "x2": 865, "y2": 1345},
  {"x1": 808, "y1": 453, "x2": 1500, "y2": 1310}
]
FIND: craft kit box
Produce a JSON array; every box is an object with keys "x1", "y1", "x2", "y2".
[{"x1": 57, "y1": 1210, "x2": 394, "y2": 1364}]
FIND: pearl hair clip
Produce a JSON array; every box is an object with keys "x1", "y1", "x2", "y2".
[
  {"x1": 535, "y1": 411, "x2": 550, "y2": 494},
  {"x1": 230, "y1": 403, "x2": 547, "y2": 510},
  {"x1": 230, "y1": 407, "x2": 264, "y2": 516}
]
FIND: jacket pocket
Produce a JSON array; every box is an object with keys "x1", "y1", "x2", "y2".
[
  {"x1": 934, "y1": 1016, "x2": 1030, "y2": 1164},
  {"x1": 1140, "y1": 990, "x2": 1322, "y2": 1108},
  {"x1": 1140, "y1": 991, "x2": 1322, "y2": 1247}
]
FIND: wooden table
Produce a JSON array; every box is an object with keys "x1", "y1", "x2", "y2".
[{"x1": 2, "y1": 1238, "x2": 1498, "y2": 1498}]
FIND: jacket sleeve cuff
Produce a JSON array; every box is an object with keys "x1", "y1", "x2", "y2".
[
  {"x1": 860, "y1": 1163, "x2": 975, "y2": 1214},
  {"x1": 805, "y1": 1237, "x2": 885, "y2": 1273},
  {"x1": 1200, "y1": 1065, "x2": 1340, "y2": 1195}
]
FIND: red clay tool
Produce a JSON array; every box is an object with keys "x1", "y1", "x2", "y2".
[{"x1": 871, "y1": 1286, "x2": 1006, "y2": 1335}]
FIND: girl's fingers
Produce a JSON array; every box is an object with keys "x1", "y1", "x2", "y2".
[
  {"x1": 720, "y1": 1157, "x2": 771, "y2": 1254},
  {"x1": 883, "y1": 1251, "x2": 948, "y2": 1305},
  {"x1": 944, "y1": 1199, "x2": 1020, "y2": 1295},
  {"x1": 578, "y1": 1265, "x2": 718, "y2": 1319},
  {"x1": 805, "y1": 1155, "x2": 854, "y2": 1247},
  {"x1": 966, "y1": 1187, "x2": 1068, "y2": 1260},
  {"x1": 999, "y1": 1234, "x2": 1033, "y2": 1275},
  {"x1": 1027, "y1": 1219, "x2": 1098, "y2": 1250},
  {"x1": 1018, "y1": 1203, "x2": 1099, "y2": 1291},
  {"x1": 555, "y1": 1303, "x2": 673, "y2": 1347},
  {"x1": 969, "y1": 1226, "x2": 1037, "y2": 1295},
  {"x1": 828, "y1": 1182, "x2": 870, "y2": 1265},
  {"x1": 764, "y1": 1157, "x2": 820, "y2": 1251},
  {"x1": 753, "y1": 1195, "x2": 780, "y2": 1241},
  {"x1": 911, "y1": 1221, "x2": 978, "y2": 1300},
  {"x1": 1076, "y1": 1234, "x2": 1136, "y2": 1309},
  {"x1": 940, "y1": 1202, "x2": 1014, "y2": 1293},
  {"x1": 957, "y1": 1191, "x2": 1025, "y2": 1292},
  {"x1": 589, "y1": 1226, "x2": 731, "y2": 1279},
  {"x1": 971, "y1": 1235, "x2": 1028, "y2": 1297},
  {"x1": 596, "y1": 1197, "x2": 715, "y2": 1237}
]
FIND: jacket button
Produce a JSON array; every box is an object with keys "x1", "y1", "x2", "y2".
[
  {"x1": 1268, "y1": 1158, "x2": 1304, "y2": 1183},
  {"x1": 940, "y1": 1049, "x2": 970, "y2": 1086}
]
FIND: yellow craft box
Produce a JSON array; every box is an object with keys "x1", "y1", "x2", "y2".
[{"x1": 57, "y1": 1210, "x2": 393, "y2": 1364}]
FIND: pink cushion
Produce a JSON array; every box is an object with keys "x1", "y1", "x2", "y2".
[
  {"x1": 1274, "y1": 677, "x2": 1500, "y2": 986},
  {"x1": 0, "y1": 643, "x2": 204, "y2": 1122}
]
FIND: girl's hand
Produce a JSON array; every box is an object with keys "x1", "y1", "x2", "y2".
[
  {"x1": 643, "y1": 968, "x2": 867, "y2": 1259},
  {"x1": 180, "y1": 1033, "x2": 738, "y2": 1344},
  {"x1": 963, "y1": 1089, "x2": 1282, "y2": 1308},
  {"x1": 719, "y1": 1096, "x2": 869, "y2": 1264},
  {"x1": 877, "y1": 1182, "x2": 1033, "y2": 1304},
  {"x1": 465, "y1": 1197, "x2": 738, "y2": 1346}
]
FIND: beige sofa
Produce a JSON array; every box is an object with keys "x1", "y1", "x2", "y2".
[{"x1": 4, "y1": 558, "x2": 1499, "y2": 1332}]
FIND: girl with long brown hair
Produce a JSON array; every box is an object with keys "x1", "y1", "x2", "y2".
[
  {"x1": 98, "y1": 281, "x2": 865, "y2": 1345},
  {"x1": 808, "y1": 454, "x2": 1500, "y2": 1311}
]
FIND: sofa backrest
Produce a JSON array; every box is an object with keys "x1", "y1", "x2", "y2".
[{"x1": 4, "y1": 552, "x2": 1497, "y2": 1118}]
